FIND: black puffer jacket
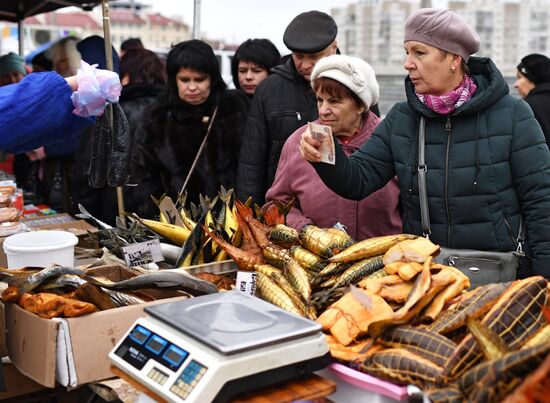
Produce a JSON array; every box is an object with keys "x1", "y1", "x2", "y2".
[
  {"x1": 236, "y1": 57, "x2": 318, "y2": 205},
  {"x1": 132, "y1": 90, "x2": 248, "y2": 217},
  {"x1": 314, "y1": 57, "x2": 550, "y2": 278},
  {"x1": 524, "y1": 82, "x2": 550, "y2": 146},
  {"x1": 119, "y1": 82, "x2": 165, "y2": 215}
]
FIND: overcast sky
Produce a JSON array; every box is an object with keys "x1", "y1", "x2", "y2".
[{"x1": 140, "y1": 0, "x2": 447, "y2": 53}]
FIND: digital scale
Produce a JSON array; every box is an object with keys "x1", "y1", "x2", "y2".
[{"x1": 109, "y1": 291, "x2": 332, "y2": 402}]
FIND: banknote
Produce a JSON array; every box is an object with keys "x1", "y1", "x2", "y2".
[{"x1": 308, "y1": 122, "x2": 335, "y2": 165}]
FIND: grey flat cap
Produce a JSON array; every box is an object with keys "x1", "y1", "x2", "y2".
[{"x1": 283, "y1": 11, "x2": 337, "y2": 53}]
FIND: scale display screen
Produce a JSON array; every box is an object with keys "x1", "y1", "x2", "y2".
[
  {"x1": 130, "y1": 326, "x2": 151, "y2": 345},
  {"x1": 145, "y1": 335, "x2": 167, "y2": 354},
  {"x1": 163, "y1": 345, "x2": 188, "y2": 367}
]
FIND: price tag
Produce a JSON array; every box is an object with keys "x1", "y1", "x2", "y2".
[
  {"x1": 235, "y1": 271, "x2": 257, "y2": 296},
  {"x1": 121, "y1": 239, "x2": 164, "y2": 267}
]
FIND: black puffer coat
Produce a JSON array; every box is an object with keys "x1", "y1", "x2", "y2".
[
  {"x1": 236, "y1": 57, "x2": 318, "y2": 205},
  {"x1": 132, "y1": 90, "x2": 248, "y2": 217},
  {"x1": 314, "y1": 57, "x2": 550, "y2": 279},
  {"x1": 119, "y1": 82, "x2": 165, "y2": 215},
  {"x1": 524, "y1": 82, "x2": 550, "y2": 146}
]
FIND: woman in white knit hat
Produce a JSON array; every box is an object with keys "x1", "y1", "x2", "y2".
[{"x1": 265, "y1": 54, "x2": 402, "y2": 241}]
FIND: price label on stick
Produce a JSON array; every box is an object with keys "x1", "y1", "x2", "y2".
[
  {"x1": 122, "y1": 239, "x2": 164, "y2": 267},
  {"x1": 236, "y1": 271, "x2": 257, "y2": 296}
]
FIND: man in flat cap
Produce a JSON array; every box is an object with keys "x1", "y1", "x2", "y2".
[{"x1": 236, "y1": 11, "x2": 340, "y2": 205}]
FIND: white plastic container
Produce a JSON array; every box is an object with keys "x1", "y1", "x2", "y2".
[{"x1": 3, "y1": 230, "x2": 78, "y2": 269}]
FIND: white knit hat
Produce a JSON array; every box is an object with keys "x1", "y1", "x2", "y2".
[{"x1": 311, "y1": 55, "x2": 379, "y2": 107}]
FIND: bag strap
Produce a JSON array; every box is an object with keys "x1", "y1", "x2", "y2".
[
  {"x1": 417, "y1": 117, "x2": 431, "y2": 238},
  {"x1": 416, "y1": 116, "x2": 525, "y2": 251},
  {"x1": 177, "y1": 106, "x2": 219, "y2": 202}
]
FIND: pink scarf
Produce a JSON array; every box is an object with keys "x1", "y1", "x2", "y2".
[{"x1": 416, "y1": 75, "x2": 477, "y2": 115}]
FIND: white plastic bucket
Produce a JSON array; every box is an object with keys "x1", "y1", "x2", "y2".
[{"x1": 3, "y1": 230, "x2": 78, "y2": 269}]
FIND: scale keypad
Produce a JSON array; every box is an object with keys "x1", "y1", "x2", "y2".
[
  {"x1": 170, "y1": 360, "x2": 207, "y2": 399},
  {"x1": 148, "y1": 367, "x2": 168, "y2": 385}
]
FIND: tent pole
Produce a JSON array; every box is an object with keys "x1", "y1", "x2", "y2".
[
  {"x1": 193, "y1": 0, "x2": 201, "y2": 39},
  {"x1": 17, "y1": 20, "x2": 24, "y2": 55},
  {"x1": 101, "y1": 0, "x2": 126, "y2": 227},
  {"x1": 17, "y1": 0, "x2": 24, "y2": 55}
]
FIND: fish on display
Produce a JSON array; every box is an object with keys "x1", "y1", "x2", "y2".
[
  {"x1": 84, "y1": 270, "x2": 218, "y2": 295},
  {"x1": 6, "y1": 266, "x2": 86, "y2": 293}
]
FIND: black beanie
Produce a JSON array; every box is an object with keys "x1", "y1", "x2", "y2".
[{"x1": 517, "y1": 54, "x2": 550, "y2": 85}]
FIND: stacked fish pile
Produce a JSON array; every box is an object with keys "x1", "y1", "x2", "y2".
[
  {"x1": 313, "y1": 238, "x2": 550, "y2": 403},
  {"x1": 208, "y1": 215, "x2": 550, "y2": 401},
  {"x1": 204, "y1": 203, "x2": 419, "y2": 320},
  {"x1": 108, "y1": 187, "x2": 256, "y2": 268}
]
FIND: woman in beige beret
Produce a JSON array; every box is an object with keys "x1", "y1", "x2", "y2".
[{"x1": 300, "y1": 8, "x2": 550, "y2": 280}]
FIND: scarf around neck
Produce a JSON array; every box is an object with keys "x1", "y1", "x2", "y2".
[{"x1": 416, "y1": 74, "x2": 477, "y2": 115}]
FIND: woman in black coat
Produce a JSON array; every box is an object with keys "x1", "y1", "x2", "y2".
[
  {"x1": 133, "y1": 40, "x2": 249, "y2": 217},
  {"x1": 514, "y1": 54, "x2": 550, "y2": 146}
]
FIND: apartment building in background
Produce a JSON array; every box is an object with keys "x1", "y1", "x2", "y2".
[{"x1": 332, "y1": 0, "x2": 550, "y2": 76}]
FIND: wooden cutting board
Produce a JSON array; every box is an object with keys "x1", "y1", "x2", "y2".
[{"x1": 110, "y1": 366, "x2": 336, "y2": 402}]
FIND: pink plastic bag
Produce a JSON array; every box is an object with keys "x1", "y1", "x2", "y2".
[{"x1": 71, "y1": 60, "x2": 122, "y2": 117}]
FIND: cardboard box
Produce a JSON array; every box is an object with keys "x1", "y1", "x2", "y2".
[
  {"x1": 6, "y1": 295, "x2": 189, "y2": 388},
  {"x1": 0, "y1": 362, "x2": 49, "y2": 399},
  {"x1": 0, "y1": 301, "x2": 6, "y2": 358}
]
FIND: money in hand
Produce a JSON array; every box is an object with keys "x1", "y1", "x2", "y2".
[{"x1": 308, "y1": 122, "x2": 336, "y2": 165}]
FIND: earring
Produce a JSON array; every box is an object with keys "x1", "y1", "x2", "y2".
[{"x1": 451, "y1": 66, "x2": 456, "y2": 73}]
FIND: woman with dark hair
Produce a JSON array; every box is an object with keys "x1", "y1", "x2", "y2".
[
  {"x1": 266, "y1": 55, "x2": 401, "y2": 240},
  {"x1": 231, "y1": 38, "x2": 280, "y2": 99},
  {"x1": 133, "y1": 40, "x2": 248, "y2": 216},
  {"x1": 119, "y1": 49, "x2": 166, "y2": 215}
]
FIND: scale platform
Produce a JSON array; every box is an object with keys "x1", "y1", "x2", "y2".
[{"x1": 109, "y1": 291, "x2": 332, "y2": 402}]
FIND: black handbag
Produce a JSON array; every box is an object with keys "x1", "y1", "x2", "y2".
[{"x1": 416, "y1": 117, "x2": 524, "y2": 288}]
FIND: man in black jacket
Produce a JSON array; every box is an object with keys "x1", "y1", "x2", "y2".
[
  {"x1": 515, "y1": 54, "x2": 550, "y2": 146},
  {"x1": 236, "y1": 11, "x2": 340, "y2": 205}
]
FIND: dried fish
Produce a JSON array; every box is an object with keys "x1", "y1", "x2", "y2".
[
  {"x1": 443, "y1": 277, "x2": 548, "y2": 381},
  {"x1": 329, "y1": 234, "x2": 416, "y2": 263},
  {"x1": 255, "y1": 273, "x2": 302, "y2": 316},
  {"x1": 459, "y1": 340, "x2": 550, "y2": 400},
  {"x1": 269, "y1": 224, "x2": 300, "y2": 248},
  {"x1": 428, "y1": 282, "x2": 510, "y2": 334},
  {"x1": 377, "y1": 325, "x2": 457, "y2": 367},
  {"x1": 300, "y1": 225, "x2": 354, "y2": 258},
  {"x1": 85, "y1": 270, "x2": 218, "y2": 295},
  {"x1": 358, "y1": 348, "x2": 443, "y2": 389}
]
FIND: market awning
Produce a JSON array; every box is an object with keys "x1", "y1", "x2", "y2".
[{"x1": 0, "y1": 0, "x2": 103, "y2": 22}]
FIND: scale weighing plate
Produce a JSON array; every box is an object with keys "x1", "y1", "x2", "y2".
[
  {"x1": 144, "y1": 290, "x2": 322, "y2": 355},
  {"x1": 110, "y1": 291, "x2": 331, "y2": 403}
]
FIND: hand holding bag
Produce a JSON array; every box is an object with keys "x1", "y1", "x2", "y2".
[{"x1": 416, "y1": 117, "x2": 523, "y2": 288}]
